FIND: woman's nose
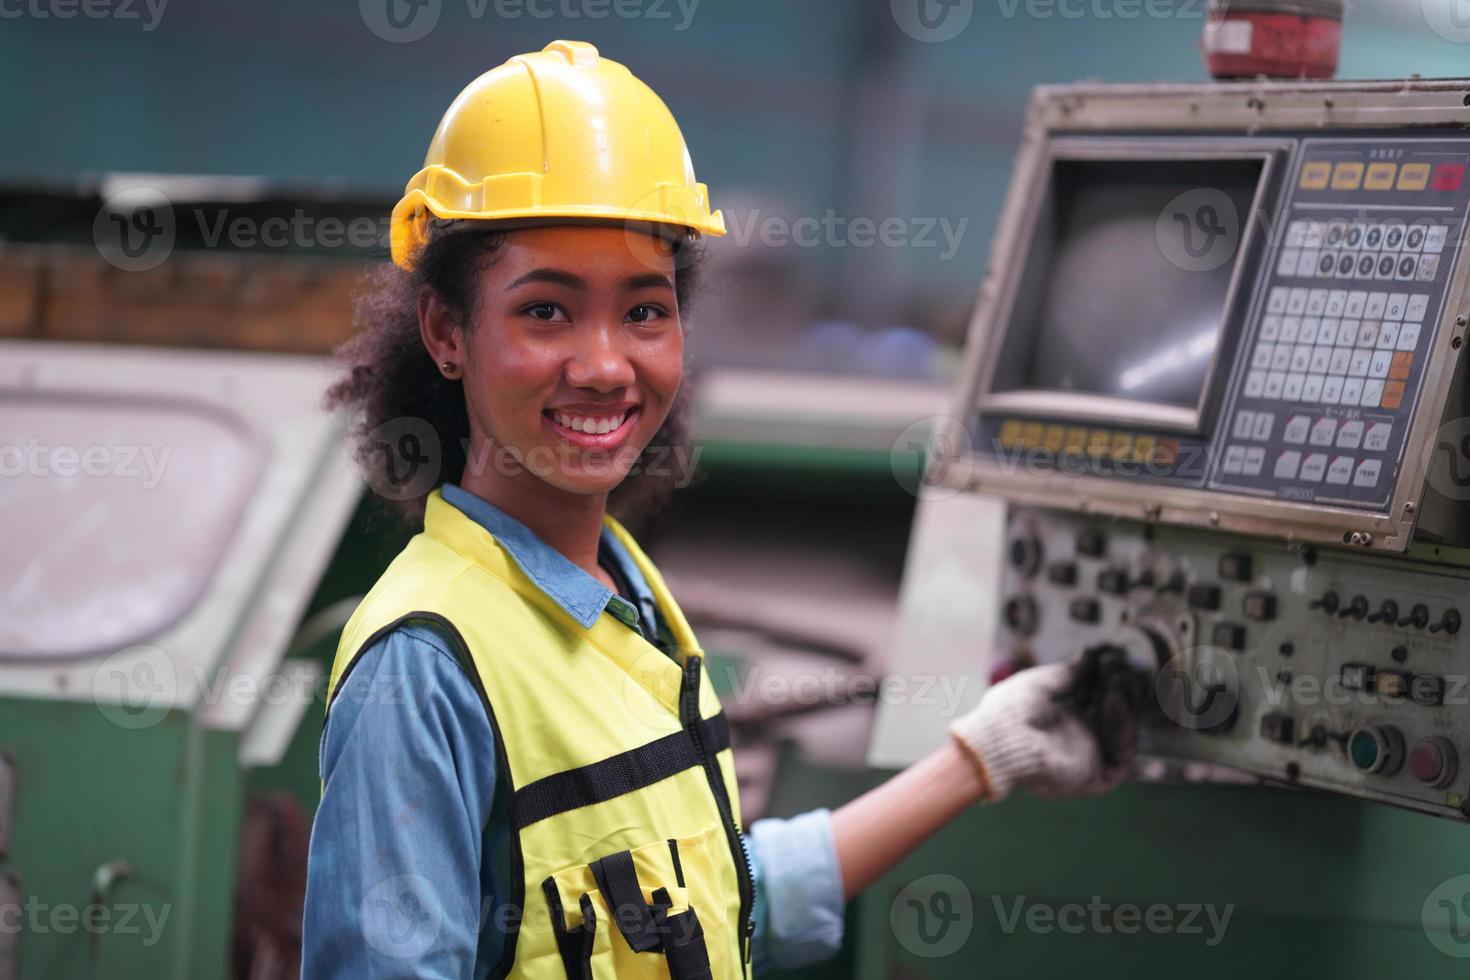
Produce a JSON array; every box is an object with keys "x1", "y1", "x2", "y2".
[{"x1": 564, "y1": 321, "x2": 636, "y2": 391}]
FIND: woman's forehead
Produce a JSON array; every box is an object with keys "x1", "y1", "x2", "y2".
[{"x1": 493, "y1": 225, "x2": 678, "y2": 283}]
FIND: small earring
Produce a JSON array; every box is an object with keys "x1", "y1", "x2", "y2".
[{"x1": 441, "y1": 361, "x2": 457, "y2": 376}]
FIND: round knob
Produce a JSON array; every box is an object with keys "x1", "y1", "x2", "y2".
[
  {"x1": 1009, "y1": 536, "x2": 1043, "y2": 579},
  {"x1": 1003, "y1": 595, "x2": 1040, "y2": 637},
  {"x1": 1410, "y1": 737, "x2": 1459, "y2": 788},
  {"x1": 1337, "y1": 595, "x2": 1370, "y2": 620},
  {"x1": 1349, "y1": 726, "x2": 1405, "y2": 775},
  {"x1": 1310, "y1": 590, "x2": 1340, "y2": 614}
]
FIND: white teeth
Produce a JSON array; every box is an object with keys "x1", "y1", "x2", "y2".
[{"x1": 550, "y1": 411, "x2": 627, "y2": 435}]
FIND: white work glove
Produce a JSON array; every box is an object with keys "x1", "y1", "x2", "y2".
[{"x1": 949, "y1": 661, "x2": 1136, "y2": 803}]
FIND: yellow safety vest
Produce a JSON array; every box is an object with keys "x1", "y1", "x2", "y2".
[{"x1": 326, "y1": 489, "x2": 755, "y2": 980}]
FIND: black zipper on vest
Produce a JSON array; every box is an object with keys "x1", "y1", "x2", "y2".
[{"x1": 679, "y1": 653, "x2": 755, "y2": 965}]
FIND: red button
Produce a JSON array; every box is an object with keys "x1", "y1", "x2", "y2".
[
  {"x1": 1432, "y1": 163, "x2": 1465, "y2": 192},
  {"x1": 1409, "y1": 740, "x2": 1445, "y2": 782}
]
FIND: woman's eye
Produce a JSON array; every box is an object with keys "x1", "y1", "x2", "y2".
[
  {"x1": 627, "y1": 304, "x2": 668, "y2": 324},
  {"x1": 522, "y1": 302, "x2": 566, "y2": 322}
]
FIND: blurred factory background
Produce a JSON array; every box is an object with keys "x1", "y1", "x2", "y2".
[{"x1": 3, "y1": 2, "x2": 1470, "y2": 978}]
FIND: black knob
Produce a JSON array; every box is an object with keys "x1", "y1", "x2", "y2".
[
  {"x1": 1045, "y1": 561, "x2": 1078, "y2": 586},
  {"x1": 1069, "y1": 597, "x2": 1101, "y2": 624},
  {"x1": 1310, "y1": 591, "x2": 1340, "y2": 614},
  {"x1": 1075, "y1": 529, "x2": 1107, "y2": 558},
  {"x1": 1159, "y1": 572, "x2": 1186, "y2": 594},
  {"x1": 1004, "y1": 595, "x2": 1040, "y2": 636},
  {"x1": 1009, "y1": 536, "x2": 1043, "y2": 579},
  {"x1": 1397, "y1": 603, "x2": 1430, "y2": 629},
  {"x1": 1430, "y1": 608, "x2": 1462, "y2": 635},
  {"x1": 1367, "y1": 600, "x2": 1399, "y2": 624},
  {"x1": 1337, "y1": 595, "x2": 1369, "y2": 620},
  {"x1": 1097, "y1": 568, "x2": 1130, "y2": 596}
]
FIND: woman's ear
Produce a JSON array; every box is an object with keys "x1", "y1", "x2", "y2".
[{"x1": 418, "y1": 287, "x2": 466, "y2": 378}]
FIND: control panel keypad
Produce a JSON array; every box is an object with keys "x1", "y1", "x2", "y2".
[{"x1": 1214, "y1": 138, "x2": 1470, "y2": 508}]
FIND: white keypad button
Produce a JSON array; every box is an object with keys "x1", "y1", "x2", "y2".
[
  {"x1": 1329, "y1": 348, "x2": 1353, "y2": 375},
  {"x1": 1243, "y1": 447, "x2": 1265, "y2": 477},
  {"x1": 1369, "y1": 350, "x2": 1393, "y2": 378},
  {"x1": 1376, "y1": 255, "x2": 1398, "y2": 280},
  {"x1": 1365, "y1": 292, "x2": 1388, "y2": 318},
  {"x1": 1298, "y1": 250, "x2": 1321, "y2": 278},
  {"x1": 1288, "y1": 288, "x2": 1310, "y2": 314},
  {"x1": 1260, "y1": 315, "x2": 1282, "y2": 341},
  {"x1": 1356, "y1": 322, "x2": 1379, "y2": 347},
  {"x1": 1321, "y1": 376, "x2": 1345, "y2": 404},
  {"x1": 1251, "y1": 412, "x2": 1275, "y2": 441},
  {"x1": 1357, "y1": 253, "x2": 1379, "y2": 279},
  {"x1": 1366, "y1": 224, "x2": 1387, "y2": 250},
  {"x1": 1253, "y1": 343, "x2": 1275, "y2": 369},
  {"x1": 1309, "y1": 347, "x2": 1332, "y2": 373},
  {"x1": 1418, "y1": 254, "x2": 1440, "y2": 281},
  {"x1": 1274, "y1": 450, "x2": 1302, "y2": 479},
  {"x1": 1286, "y1": 221, "x2": 1311, "y2": 247},
  {"x1": 1360, "y1": 379, "x2": 1384, "y2": 408},
  {"x1": 1299, "y1": 318, "x2": 1320, "y2": 344},
  {"x1": 1318, "y1": 319, "x2": 1340, "y2": 345},
  {"x1": 1377, "y1": 322, "x2": 1399, "y2": 349},
  {"x1": 1338, "y1": 320, "x2": 1359, "y2": 346},
  {"x1": 1385, "y1": 293, "x2": 1408, "y2": 319},
  {"x1": 1397, "y1": 323, "x2": 1421, "y2": 351},
  {"x1": 1326, "y1": 290, "x2": 1347, "y2": 316},
  {"x1": 1278, "y1": 249, "x2": 1301, "y2": 276},
  {"x1": 1395, "y1": 255, "x2": 1418, "y2": 281},
  {"x1": 1403, "y1": 223, "x2": 1427, "y2": 252},
  {"x1": 1233, "y1": 410, "x2": 1256, "y2": 440},
  {"x1": 1272, "y1": 346, "x2": 1293, "y2": 371},
  {"x1": 1384, "y1": 222, "x2": 1407, "y2": 251},
  {"x1": 1335, "y1": 253, "x2": 1357, "y2": 279},
  {"x1": 1302, "y1": 374, "x2": 1325, "y2": 402},
  {"x1": 1301, "y1": 453, "x2": 1328, "y2": 482},
  {"x1": 1406, "y1": 294, "x2": 1429, "y2": 322},
  {"x1": 1265, "y1": 372, "x2": 1286, "y2": 399},
  {"x1": 1280, "y1": 317, "x2": 1302, "y2": 343},
  {"x1": 1364, "y1": 422, "x2": 1392, "y2": 452},
  {"x1": 1245, "y1": 370, "x2": 1267, "y2": 397},
  {"x1": 1354, "y1": 458, "x2": 1382, "y2": 488},
  {"x1": 1326, "y1": 455, "x2": 1354, "y2": 485},
  {"x1": 1345, "y1": 291, "x2": 1367, "y2": 317},
  {"x1": 1342, "y1": 377, "x2": 1365, "y2": 404},
  {"x1": 1424, "y1": 224, "x2": 1448, "y2": 253},
  {"x1": 1224, "y1": 445, "x2": 1247, "y2": 474},
  {"x1": 1306, "y1": 290, "x2": 1328, "y2": 315},
  {"x1": 1349, "y1": 350, "x2": 1372, "y2": 377},
  {"x1": 1283, "y1": 373, "x2": 1305, "y2": 401},
  {"x1": 1291, "y1": 345, "x2": 1313, "y2": 372},
  {"x1": 1309, "y1": 417, "x2": 1337, "y2": 446},
  {"x1": 1284, "y1": 415, "x2": 1311, "y2": 444},
  {"x1": 1336, "y1": 420, "x2": 1364, "y2": 449}
]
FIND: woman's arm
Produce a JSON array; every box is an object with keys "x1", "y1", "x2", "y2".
[{"x1": 830, "y1": 661, "x2": 1134, "y2": 901}]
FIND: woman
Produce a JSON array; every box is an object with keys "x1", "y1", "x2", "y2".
[{"x1": 304, "y1": 40, "x2": 1136, "y2": 979}]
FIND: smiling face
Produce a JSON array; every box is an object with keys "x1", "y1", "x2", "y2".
[{"x1": 458, "y1": 225, "x2": 684, "y2": 501}]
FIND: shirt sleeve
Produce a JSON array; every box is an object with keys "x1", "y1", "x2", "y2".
[
  {"x1": 303, "y1": 623, "x2": 498, "y2": 979},
  {"x1": 744, "y1": 807, "x2": 846, "y2": 972}
]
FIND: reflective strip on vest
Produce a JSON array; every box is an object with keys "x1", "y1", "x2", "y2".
[{"x1": 326, "y1": 490, "x2": 754, "y2": 979}]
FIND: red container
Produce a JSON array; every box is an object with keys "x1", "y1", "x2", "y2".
[{"x1": 1203, "y1": 0, "x2": 1344, "y2": 80}]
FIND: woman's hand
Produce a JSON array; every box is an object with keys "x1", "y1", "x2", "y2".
[{"x1": 948, "y1": 657, "x2": 1142, "y2": 803}]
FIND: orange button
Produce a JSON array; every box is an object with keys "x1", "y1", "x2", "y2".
[
  {"x1": 1299, "y1": 161, "x2": 1332, "y2": 190},
  {"x1": 1064, "y1": 427, "x2": 1088, "y2": 454},
  {"x1": 999, "y1": 419, "x2": 1023, "y2": 449},
  {"x1": 1021, "y1": 421, "x2": 1044, "y2": 448},
  {"x1": 1382, "y1": 380, "x2": 1406, "y2": 409},
  {"x1": 1332, "y1": 162, "x2": 1365, "y2": 190},
  {"x1": 1088, "y1": 429, "x2": 1112, "y2": 456},
  {"x1": 1365, "y1": 162, "x2": 1398, "y2": 190},
  {"x1": 1043, "y1": 424, "x2": 1066, "y2": 452},
  {"x1": 1156, "y1": 437, "x2": 1180, "y2": 466},
  {"x1": 1135, "y1": 434, "x2": 1157, "y2": 462},
  {"x1": 1390, "y1": 352, "x2": 1414, "y2": 380},
  {"x1": 1398, "y1": 163, "x2": 1432, "y2": 191}
]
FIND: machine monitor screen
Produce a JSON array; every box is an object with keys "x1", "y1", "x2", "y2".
[{"x1": 988, "y1": 155, "x2": 1268, "y2": 431}]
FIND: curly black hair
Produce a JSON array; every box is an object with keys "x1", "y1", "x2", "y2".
[{"x1": 325, "y1": 222, "x2": 704, "y2": 531}]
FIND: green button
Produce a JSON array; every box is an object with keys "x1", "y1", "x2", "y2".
[{"x1": 1350, "y1": 731, "x2": 1379, "y2": 770}]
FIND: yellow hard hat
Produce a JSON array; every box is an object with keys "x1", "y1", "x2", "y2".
[{"x1": 390, "y1": 39, "x2": 726, "y2": 270}]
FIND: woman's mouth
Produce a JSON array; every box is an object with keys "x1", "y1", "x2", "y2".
[{"x1": 543, "y1": 407, "x2": 639, "y2": 448}]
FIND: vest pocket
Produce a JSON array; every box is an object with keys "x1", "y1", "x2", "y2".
[{"x1": 542, "y1": 825, "x2": 730, "y2": 980}]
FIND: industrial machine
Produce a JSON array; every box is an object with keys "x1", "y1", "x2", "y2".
[{"x1": 879, "y1": 76, "x2": 1470, "y2": 820}]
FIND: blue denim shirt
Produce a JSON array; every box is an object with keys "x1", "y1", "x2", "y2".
[{"x1": 303, "y1": 484, "x2": 845, "y2": 978}]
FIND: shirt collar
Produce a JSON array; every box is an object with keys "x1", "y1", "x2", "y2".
[{"x1": 439, "y1": 483, "x2": 649, "y2": 631}]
